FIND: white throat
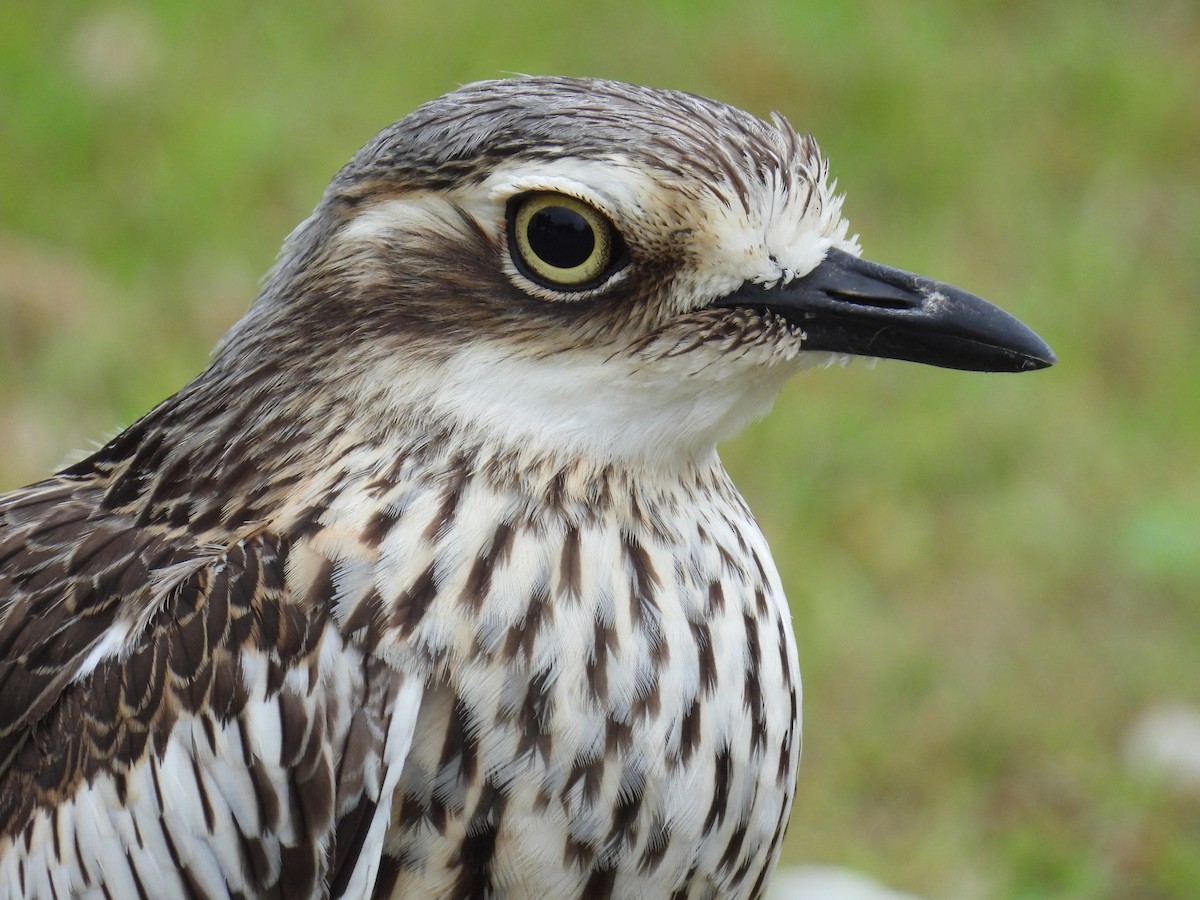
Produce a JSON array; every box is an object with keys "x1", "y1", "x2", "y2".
[{"x1": 356, "y1": 342, "x2": 804, "y2": 470}]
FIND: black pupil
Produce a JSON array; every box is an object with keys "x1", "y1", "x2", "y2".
[{"x1": 527, "y1": 205, "x2": 595, "y2": 269}]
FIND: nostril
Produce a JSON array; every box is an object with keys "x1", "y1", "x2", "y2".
[{"x1": 825, "y1": 287, "x2": 921, "y2": 312}]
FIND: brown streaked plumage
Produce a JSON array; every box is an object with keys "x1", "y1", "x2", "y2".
[{"x1": 0, "y1": 76, "x2": 1054, "y2": 899}]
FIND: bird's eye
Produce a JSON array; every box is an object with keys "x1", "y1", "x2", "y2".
[{"x1": 509, "y1": 193, "x2": 619, "y2": 289}]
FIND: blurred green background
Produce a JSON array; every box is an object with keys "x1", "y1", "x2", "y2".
[{"x1": 2, "y1": 2, "x2": 1198, "y2": 896}]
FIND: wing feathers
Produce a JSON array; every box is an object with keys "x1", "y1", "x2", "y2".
[
  {"x1": 332, "y1": 676, "x2": 423, "y2": 899},
  {"x1": 0, "y1": 497, "x2": 423, "y2": 899}
]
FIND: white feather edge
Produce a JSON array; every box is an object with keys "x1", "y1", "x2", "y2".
[{"x1": 337, "y1": 676, "x2": 423, "y2": 897}]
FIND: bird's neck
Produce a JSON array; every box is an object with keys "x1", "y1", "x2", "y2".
[
  {"x1": 313, "y1": 336, "x2": 800, "y2": 475},
  {"x1": 65, "y1": 351, "x2": 747, "y2": 545}
]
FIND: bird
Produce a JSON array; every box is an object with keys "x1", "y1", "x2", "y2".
[{"x1": 0, "y1": 76, "x2": 1054, "y2": 900}]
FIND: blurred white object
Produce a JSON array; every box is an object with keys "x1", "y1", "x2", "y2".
[
  {"x1": 1124, "y1": 703, "x2": 1200, "y2": 792},
  {"x1": 769, "y1": 865, "x2": 925, "y2": 900}
]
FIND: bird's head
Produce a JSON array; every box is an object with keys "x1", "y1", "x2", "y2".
[{"x1": 215, "y1": 77, "x2": 1054, "y2": 469}]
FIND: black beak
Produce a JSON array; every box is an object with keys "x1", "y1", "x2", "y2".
[{"x1": 716, "y1": 249, "x2": 1056, "y2": 372}]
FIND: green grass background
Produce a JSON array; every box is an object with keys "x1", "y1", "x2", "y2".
[{"x1": 2, "y1": 2, "x2": 1197, "y2": 896}]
